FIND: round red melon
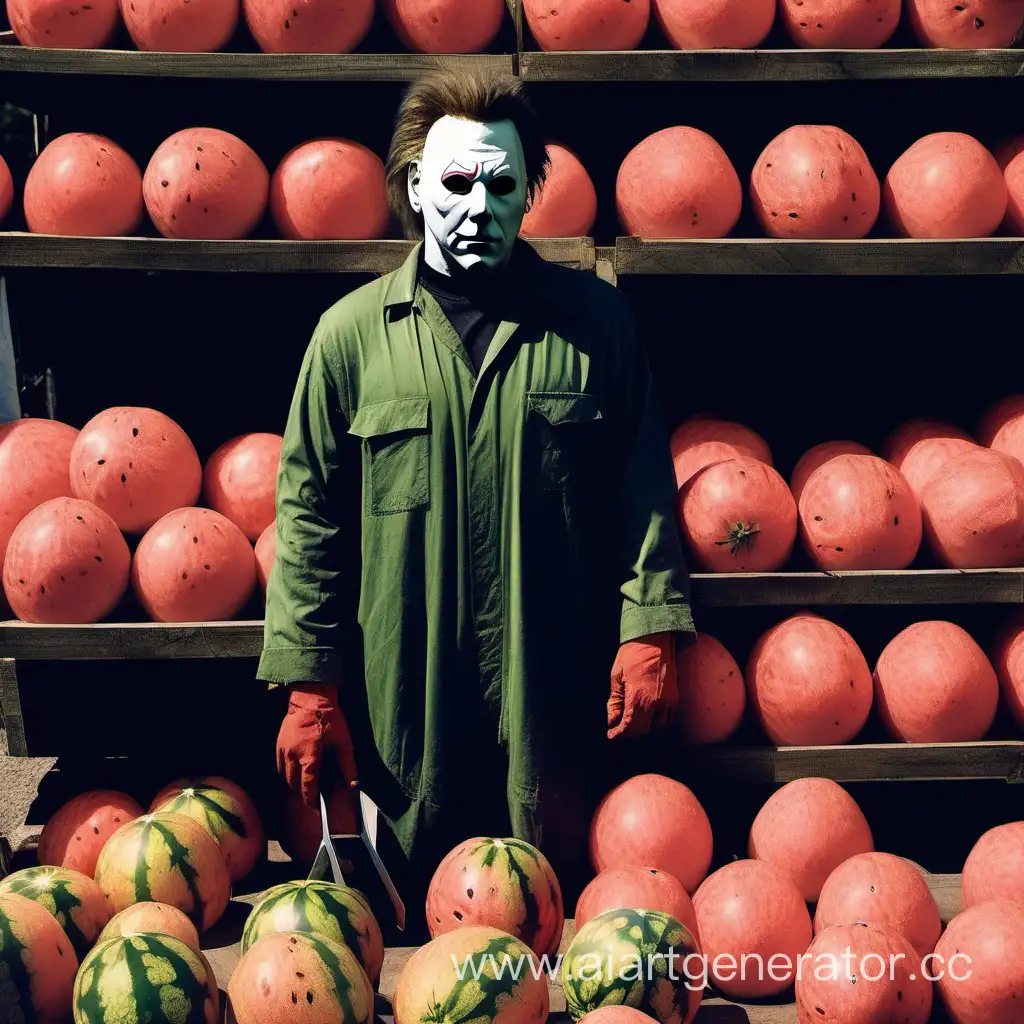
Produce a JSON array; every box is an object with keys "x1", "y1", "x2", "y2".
[
  {"x1": 791, "y1": 440, "x2": 873, "y2": 501},
  {"x1": 0, "y1": 418, "x2": 79, "y2": 588},
  {"x1": 94, "y1": 811, "x2": 231, "y2": 932},
  {"x1": 996, "y1": 138, "x2": 1024, "y2": 235},
  {"x1": 270, "y1": 139, "x2": 389, "y2": 240},
  {"x1": 873, "y1": 620, "x2": 998, "y2": 743},
  {"x1": 749, "y1": 778, "x2": 874, "y2": 902},
  {"x1": 779, "y1": 0, "x2": 899, "y2": 46},
  {"x1": 37, "y1": 789, "x2": 144, "y2": 877},
  {"x1": 920, "y1": 447, "x2": 1024, "y2": 568},
  {"x1": 899, "y1": 437, "x2": 980, "y2": 500},
  {"x1": 132, "y1": 506, "x2": 257, "y2": 623},
  {"x1": 8, "y1": 0, "x2": 119, "y2": 47},
  {"x1": 617, "y1": 127, "x2": 742, "y2": 238},
  {"x1": 229, "y1": 930, "x2": 375, "y2": 1024},
  {"x1": 796, "y1": 922, "x2": 932, "y2": 1024},
  {"x1": 203, "y1": 432, "x2": 282, "y2": 541},
  {"x1": 678, "y1": 457, "x2": 797, "y2": 572},
  {"x1": 579, "y1": 1009, "x2": 658, "y2": 1024},
  {"x1": 746, "y1": 612, "x2": 873, "y2": 745},
  {"x1": 426, "y1": 837, "x2": 563, "y2": 957},
  {"x1": 751, "y1": 125, "x2": 880, "y2": 239},
  {"x1": 979, "y1": 392, "x2": 1024, "y2": 467},
  {"x1": 0, "y1": 156, "x2": 14, "y2": 224},
  {"x1": 693, "y1": 858, "x2": 812, "y2": 999},
  {"x1": 3, "y1": 497, "x2": 131, "y2": 624},
  {"x1": 144, "y1": 128, "x2": 269, "y2": 241},
  {"x1": 575, "y1": 865, "x2": 698, "y2": 941},
  {"x1": 243, "y1": 0, "x2": 374, "y2": 51},
  {"x1": 962, "y1": 822, "x2": 1024, "y2": 909},
  {"x1": 119, "y1": 0, "x2": 239, "y2": 50},
  {"x1": 520, "y1": 144, "x2": 598, "y2": 238},
  {"x1": 524, "y1": 0, "x2": 650, "y2": 49},
  {"x1": 383, "y1": 0, "x2": 505, "y2": 52},
  {"x1": 934, "y1": 900, "x2": 1024, "y2": 1023},
  {"x1": 150, "y1": 775, "x2": 265, "y2": 884},
  {"x1": 70, "y1": 406, "x2": 202, "y2": 534},
  {"x1": 814, "y1": 852, "x2": 942, "y2": 958},
  {"x1": 675, "y1": 632, "x2": 745, "y2": 744},
  {"x1": 884, "y1": 417, "x2": 975, "y2": 468},
  {"x1": 255, "y1": 520, "x2": 276, "y2": 596},
  {"x1": 797, "y1": 454, "x2": 922, "y2": 570},
  {"x1": 652, "y1": 0, "x2": 775, "y2": 47},
  {"x1": 24, "y1": 134, "x2": 143, "y2": 237},
  {"x1": 907, "y1": 0, "x2": 1024, "y2": 46},
  {"x1": 0, "y1": 893, "x2": 78, "y2": 1024},
  {"x1": 100, "y1": 901, "x2": 202, "y2": 953},
  {"x1": 884, "y1": 132, "x2": 1007, "y2": 239},
  {"x1": 670, "y1": 417, "x2": 772, "y2": 489},
  {"x1": 994, "y1": 613, "x2": 1024, "y2": 730},
  {"x1": 394, "y1": 926, "x2": 548, "y2": 1024},
  {"x1": 590, "y1": 774, "x2": 713, "y2": 894}
]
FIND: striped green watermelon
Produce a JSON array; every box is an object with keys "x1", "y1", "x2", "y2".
[
  {"x1": 0, "y1": 891, "x2": 78, "y2": 1024},
  {"x1": 94, "y1": 811, "x2": 231, "y2": 933},
  {"x1": 73, "y1": 932, "x2": 220, "y2": 1023},
  {"x1": 426, "y1": 837, "x2": 564, "y2": 957},
  {"x1": 150, "y1": 775, "x2": 265, "y2": 884},
  {"x1": 0, "y1": 865, "x2": 112, "y2": 961},
  {"x1": 228, "y1": 931, "x2": 374, "y2": 1024},
  {"x1": 241, "y1": 880, "x2": 385, "y2": 984},
  {"x1": 561, "y1": 908, "x2": 702, "y2": 1024},
  {"x1": 393, "y1": 925, "x2": 549, "y2": 1024}
]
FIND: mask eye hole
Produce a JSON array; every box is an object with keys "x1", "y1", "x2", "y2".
[
  {"x1": 489, "y1": 176, "x2": 517, "y2": 197},
  {"x1": 442, "y1": 172, "x2": 474, "y2": 195}
]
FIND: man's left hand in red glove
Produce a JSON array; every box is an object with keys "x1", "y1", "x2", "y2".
[{"x1": 607, "y1": 632, "x2": 680, "y2": 739}]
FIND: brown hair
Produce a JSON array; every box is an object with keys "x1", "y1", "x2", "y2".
[{"x1": 386, "y1": 68, "x2": 549, "y2": 239}]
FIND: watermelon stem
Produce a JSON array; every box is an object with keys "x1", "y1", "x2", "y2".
[{"x1": 715, "y1": 522, "x2": 761, "y2": 554}]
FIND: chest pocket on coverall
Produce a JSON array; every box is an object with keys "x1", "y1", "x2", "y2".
[
  {"x1": 348, "y1": 396, "x2": 431, "y2": 516},
  {"x1": 526, "y1": 392, "x2": 604, "y2": 491}
]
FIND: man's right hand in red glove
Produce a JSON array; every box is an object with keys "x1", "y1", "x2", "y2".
[{"x1": 276, "y1": 683, "x2": 359, "y2": 809}]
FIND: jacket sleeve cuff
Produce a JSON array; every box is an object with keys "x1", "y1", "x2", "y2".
[
  {"x1": 620, "y1": 603, "x2": 696, "y2": 645},
  {"x1": 256, "y1": 646, "x2": 343, "y2": 689}
]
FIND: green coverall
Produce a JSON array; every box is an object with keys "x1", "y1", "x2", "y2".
[{"x1": 258, "y1": 241, "x2": 695, "y2": 909}]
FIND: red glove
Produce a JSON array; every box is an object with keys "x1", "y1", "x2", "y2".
[
  {"x1": 607, "y1": 633, "x2": 679, "y2": 739},
  {"x1": 276, "y1": 683, "x2": 359, "y2": 809}
]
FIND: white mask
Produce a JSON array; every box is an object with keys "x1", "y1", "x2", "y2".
[{"x1": 408, "y1": 115, "x2": 527, "y2": 277}]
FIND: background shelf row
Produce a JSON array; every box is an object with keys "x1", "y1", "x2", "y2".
[
  {"x1": 4, "y1": 233, "x2": 1024, "y2": 275},
  {"x1": 3, "y1": 42, "x2": 1024, "y2": 81}
]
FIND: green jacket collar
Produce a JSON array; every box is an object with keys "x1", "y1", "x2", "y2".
[{"x1": 382, "y1": 239, "x2": 573, "y2": 318}]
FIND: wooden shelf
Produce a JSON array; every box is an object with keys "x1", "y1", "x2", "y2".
[
  {"x1": 0, "y1": 44, "x2": 515, "y2": 81},
  {"x1": 690, "y1": 568, "x2": 1024, "y2": 606},
  {"x1": 614, "y1": 237, "x2": 1024, "y2": 276},
  {"x1": 679, "y1": 741, "x2": 1024, "y2": 784},
  {"x1": 1, "y1": 570, "x2": 1022, "y2": 661},
  {"x1": 519, "y1": 47, "x2": 1024, "y2": 82},
  {"x1": 0, "y1": 234, "x2": 596, "y2": 273}
]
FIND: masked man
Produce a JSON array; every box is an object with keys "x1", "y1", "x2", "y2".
[{"x1": 259, "y1": 69, "x2": 694, "y2": 925}]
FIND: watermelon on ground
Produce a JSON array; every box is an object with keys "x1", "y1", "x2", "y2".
[
  {"x1": 73, "y1": 932, "x2": 219, "y2": 1023},
  {"x1": 0, "y1": 865, "x2": 111, "y2": 961},
  {"x1": 241, "y1": 880, "x2": 385, "y2": 984}
]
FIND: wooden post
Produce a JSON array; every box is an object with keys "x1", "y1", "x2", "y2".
[{"x1": 0, "y1": 660, "x2": 28, "y2": 758}]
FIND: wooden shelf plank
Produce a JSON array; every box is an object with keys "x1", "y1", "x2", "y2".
[
  {"x1": 0, "y1": 234, "x2": 595, "y2": 273},
  {"x1": 690, "y1": 568, "x2": 1024, "y2": 606},
  {"x1": 679, "y1": 741, "x2": 1024, "y2": 784},
  {"x1": 614, "y1": 237, "x2": 1024, "y2": 276},
  {"x1": 520, "y1": 47, "x2": 1024, "y2": 82},
  {"x1": 0, "y1": 45, "x2": 515, "y2": 81},
  {"x1": 2, "y1": 570, "x2": 1022, "y2": 660}
]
